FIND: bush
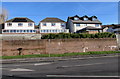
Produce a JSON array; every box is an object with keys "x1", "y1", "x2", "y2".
[{"x1": 41, "y1": 32, "x2": 116, "y2": 39}]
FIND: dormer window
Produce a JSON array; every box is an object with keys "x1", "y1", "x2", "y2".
[
  {"x1": 84, "y1": 18, "x2": 88, "y2": 21},
  {"x1": 74, "y1": 17, "x2": 79, "y2": 20},
  {"x1": 92, "y1": 18, "x2": 97, "y2": 21}
]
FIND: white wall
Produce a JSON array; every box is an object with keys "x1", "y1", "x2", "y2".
[
  {"x1": 74, "y1": 23, "x2": 101, "y2": 32},
  {"x1": 40, "y1": 22, "x2": 66, "y2": 29},
  {"x1": 5, "y1": 22, "x2": 35, "y2": 30}
]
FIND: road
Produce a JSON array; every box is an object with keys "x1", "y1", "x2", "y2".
[{"x1": 2, "y1": 56, "x2": 120, "y2": 79}]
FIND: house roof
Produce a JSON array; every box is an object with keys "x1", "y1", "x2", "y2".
[
  {"x1": 6, "y1": 17, "x2": 34, "y2": 22},
  {"x1": 40, "y1": 17, "x2": 65, "y2": 22},
  {"x1": 72, "y1": 20, "x2": 102, "y2": 24},
  {"x1": 76, "y1": 26, "x2": 102, "y2": 33},
  {"x1": 82, "y1": 26, "x2": 102, "y2": 30},
  {"x1": 102, "y1": 24, "x2": 120, "y2": 29},
  {"x1": 68, "y1": 15, "x2": 102, "y2": 24}
]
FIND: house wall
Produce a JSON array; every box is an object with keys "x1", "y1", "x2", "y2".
[
  {"x1": 5, "y1": 22, "x2": 35, "y2": 30},
  {"x1": 39, "y1": 22, "x2": 69, "y2": 33},
  {"x1": 67, "y1": 19, "x2": 74, "y2": 33},
  {"x1": 74, "y1": 23, "x2": 101, "y2": 32},
  {"x1": 2, "y1": 38, "x2": 117, "y2": 56},
  {"x1": 40, "y1": 22, "x2": 66, "y2": 29}
]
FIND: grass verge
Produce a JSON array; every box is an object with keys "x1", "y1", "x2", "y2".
[{"x1": 1, "y1": 51, "x2": 120, "y2": 59}]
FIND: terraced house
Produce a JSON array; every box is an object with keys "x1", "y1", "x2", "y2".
[
  {"x1": 2, "y1": 17, "x2": 36, "y2": 33},
  {"x1": 39, "y1": 17, "x2": 69, "y2": 33},
  {"x1": 66, "y1": 15, "x2": 102, "y2": 34}
]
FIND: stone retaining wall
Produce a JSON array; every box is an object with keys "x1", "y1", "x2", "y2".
[{"x1": 2, "y1": 38, "x2": 118, "y2": 56}]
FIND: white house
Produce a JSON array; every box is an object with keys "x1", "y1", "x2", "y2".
[
  {"x1": 102, "y1": 24, "x2": 120, "y2": 33},
  {"x1": 66, "y1": 15, "x2": 102, "y2": 34},
  {"x1": 2, "y1": 17, "x2": 36, "y2": 33},
  {"x1": 39, "y1": 17, "x2": 69, "y2": 33}
]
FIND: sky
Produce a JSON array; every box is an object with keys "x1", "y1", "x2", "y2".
[{"x1": 1, "y1": 2, "x2": 118, "y2": 25}]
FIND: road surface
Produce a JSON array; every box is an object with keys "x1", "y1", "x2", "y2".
[{"x1": 2, "y1": 55, "x2": 120, "y2": 79}]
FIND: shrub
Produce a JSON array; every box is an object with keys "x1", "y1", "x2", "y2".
[{"x1": 41, "y1": 32, "x2": 116, "y2": 39}]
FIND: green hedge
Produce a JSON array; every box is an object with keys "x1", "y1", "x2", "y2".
[{"x1": 41, "y1": 32, "x2": 116, "y2": 39}]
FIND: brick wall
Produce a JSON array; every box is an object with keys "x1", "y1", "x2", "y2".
[{"x1": 2, "y1": 38, "x2": 118, "y2": 56}]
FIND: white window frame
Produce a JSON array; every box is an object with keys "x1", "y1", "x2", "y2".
[
  {"x1": 43, "y1": 23, "x2": 47, "y2": 26},
  {"x1": 7, "y1": 23, "x2": 12, "y2": 26},
  {"x1": 18, "y1": 23, "x2": 23, "y2": 26},
  {"x1": 51, "y1": 23, "x2": 56, "y2": 26},
  {"x1": 76, "y1": 24, "x2": 80, "y2": 27},
  {"x1": 28, "y1": 23, "x2": 33, "y2": 27},
  {"x1": 84, "y1": 18, "x2": 88, "y2": 21},
  {"x1": 74, "y1": 17, "x2": 79, "y2": 20},
  {"x1": 95, "y1": 24, "x2": 99, "y2": 27}
]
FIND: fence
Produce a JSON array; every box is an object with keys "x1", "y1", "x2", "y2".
[{"x1": 1, "y1": 34, "x2": 41, "y2": 40}]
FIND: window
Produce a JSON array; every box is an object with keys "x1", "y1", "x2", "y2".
[
  {"x1": 4, "y1": 30, "x2": 9, "y2": 33},
  {"x1": 30, "y1": 30, "x2": 33, "y2": 33},
  {"x1": 84, "y1": 18, "x2": 88, "y2": 21},
  {"x1": 18, "y1": 23, "x2": 23, "y2": 26},
  {"x1": 20, "y1": 30, "x2": 23, "y2": 33},
  {"x1": 28, "y1": 23, "x2": 33, "y2": 26},
  {"x1": 43, "y1": 23, "x2": 46, "y2": 26},
  {"x1": 49, "y1": 30, "x2": 51, "y2": 33},
  {"x1": 95, "y1": 24, "x2": 99, "y2": 27},
  {"x1": 46, "y1": 30, "x2": 49, "y2": 33},
  {"x1": 33, "y1": 30, "x2": 36, "y2": 32},
  {"x1": 7, "y1": 23, "x2": 12, "y2": 26},
  {"x1": 41, "y1": 30, "x2": 43, "y2": 33},
  {"x1": 92, "y1": 18, "x2": 97, "y2": 21},
  {"x1": 61, "y1": 23, "x2": 65, "y2": 27},
  {"x1": 55, "y1": 30, "x2": 57, "y2": 33},
  {"x1": 13, "y1": 30, "x2": 16, "y2": 33},
  {"x1": 23, "y1": 30, "x2": 26, "y2": 32},
  {"x1": 74, "y1": 17, "x2": 79, "y2": 20},
  {"x1": 10, "y1": 30, "x2": 12, "y2": 33},
  {"x1": 51, "y1": 23, "x2": 56, "y2": 26},
  {"x1": 76, "y1": 24, "x2": 80, "y2": 27},
  {"x1": 27, "y1": 30, "x2": 29, "y2": 33},
  {"x1": 58, "y1": 30, "x2": 60, "y2": 33},
  {"x1": 61, "y1": 30, "x2": 64, "y2": 32},
  {"x1": 42, "y1": 30, "x2": 45, "y2": 33},
  {"x1": 84, "y1": 24, "x2": 87, "y2": 26},
  {"x1": 17, "y1": 30, "x2": 19, "y2": 33},
  {"x1": 52, "y1": 30, "x2": 55, "y2": 33}
]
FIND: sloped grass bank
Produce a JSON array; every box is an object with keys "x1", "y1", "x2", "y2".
[{"x1": 2, "y1": 51, "x2": 120, "y2": 59}]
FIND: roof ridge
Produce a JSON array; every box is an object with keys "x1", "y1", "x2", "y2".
[{"x1": 40, "y1": 17, "x2": 65, "y2": 22}]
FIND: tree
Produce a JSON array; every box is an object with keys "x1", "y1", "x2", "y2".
[{"x1": 0, "y1": 8, "x2": 8, "y2": 24}]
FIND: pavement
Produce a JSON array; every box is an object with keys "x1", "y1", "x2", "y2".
[
  {"x1": 1, "y1": 53, "x2": 120, "y2": 79},
  {"x1": 1, "y1": 53, "x2": 120, "y2": 64}
]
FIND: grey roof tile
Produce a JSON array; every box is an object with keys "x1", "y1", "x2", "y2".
[{"x1": 40, "y1": 17, "x2": 65, "y2": 22}]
